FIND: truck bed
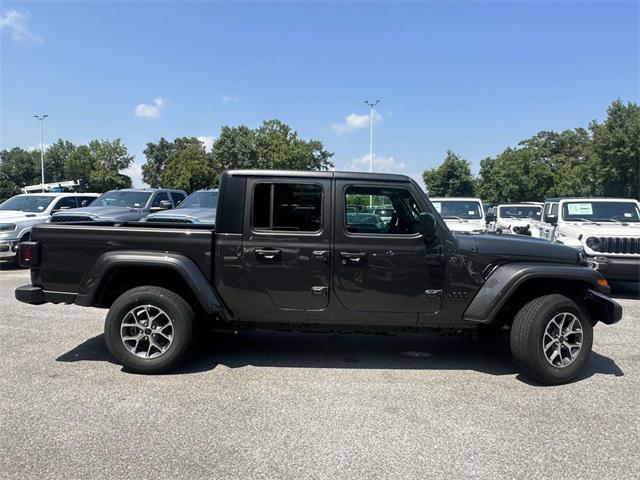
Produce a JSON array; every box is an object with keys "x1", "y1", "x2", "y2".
[{"x1": 29, "y1": 222, "x2": 214, "y2": 294}]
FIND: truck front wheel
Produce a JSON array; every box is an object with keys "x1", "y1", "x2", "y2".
[
  {"x1": 104, "y1": 286, "x2": 194, "y2": 374},
  {"x1": 510, "y1": 294, "x2": 593, "y2": 385}
]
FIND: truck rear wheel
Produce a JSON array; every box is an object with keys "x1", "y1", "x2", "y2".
[
  {"x1": 104, "y1": 286, "x2": 194, "y2": 374},
  {"x1": 510, "y1": 294, "x2": 593, "y2": 385}
]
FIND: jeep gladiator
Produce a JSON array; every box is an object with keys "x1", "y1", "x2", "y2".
[{"x1": 15, "y1": 170, "x2": 622, "y2": 384}]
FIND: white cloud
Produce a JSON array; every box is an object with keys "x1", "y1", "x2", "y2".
[
  {"x1": 222, "y1": 95, "x2": 239, "y2": 103},
  {"x1": 134, "y1": 97, "x2": 166, "y2": 118},
  {"x1": 346, "y1": 153, "x2": 406, "y2": 173},
  {"x1": 0, "y1": 9, "x2": 42, "y2": 43},
  {"x1": 27, "y1": 144, "x2": 50, "y2": 152},
  {"x1": 197, "y1": 135, "x2": 215, "y2": 153},
  {"x1": 123, "y1": 163, "x2": 145, "y2": 188},
  {"x1": 330, "y1": 111, "x2": 382, "y2": 134}
]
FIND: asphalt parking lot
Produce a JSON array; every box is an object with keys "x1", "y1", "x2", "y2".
[{"x1": 1, "y1": 265, "x2": 639, "y2": 480}]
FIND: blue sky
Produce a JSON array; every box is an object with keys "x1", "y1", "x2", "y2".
[{"x1": 1, "y1": 1, "x2": 638, "y2": 187}]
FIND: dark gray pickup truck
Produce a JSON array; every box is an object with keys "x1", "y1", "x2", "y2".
[{"x1": 15, "y1": 170, "x2": 622, "y2": 384}]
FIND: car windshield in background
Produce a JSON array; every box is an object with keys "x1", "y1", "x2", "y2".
[
  {"x1": 0, "y1": 195, "x2": 55, "y2": 213},
  {"x1": 562, "y1": 201, "x2": 640, "y2": 222},
  {"x1": 499, "y1": 206, "x2": 542, "y2": 219},
  {"x1": 91, "y1": 191, "x2": 153, "y2": 208},
  {"x1": 178, "y1": 191, "x2": 218, "y2": 209},
  {"x1": 432, "y1": 201, "x2": 482, "y2": 219}
]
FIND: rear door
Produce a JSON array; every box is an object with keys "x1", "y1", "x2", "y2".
[
  {"x1": 333, "y1": 180, "x2": 444, "y2": 323},
  {"x1": 239, "y1": 177, "x2": 331, "y2": 318}
]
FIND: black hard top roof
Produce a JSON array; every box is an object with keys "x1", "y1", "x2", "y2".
[{"x1": 226, "y1": 169, "x2": 412, "y2": 183}]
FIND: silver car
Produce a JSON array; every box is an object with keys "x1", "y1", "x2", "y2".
[{"x1": 143, "y1": 190, "x2": 218, "y2": 225}]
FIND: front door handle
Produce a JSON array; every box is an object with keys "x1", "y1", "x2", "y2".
[
  {"x1": 340, "y1": 251, "x2": 367, "y2": 265},
  {"x1": 254, "y1": 248, "x2": 282, "y2": 260}
]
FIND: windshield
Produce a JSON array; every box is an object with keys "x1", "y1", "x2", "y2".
[
  {"x1": 178, "y1": 191, "x2": 218, "y2": 209},
  {"x1": 499, "y1": 205, "x2": 542, "y2": 219},
  {"x1": 432, "y1": 200, "x2": 482, "y2": 219},
  {"x1": 0, "y1": 195, "x2": 54, "y2": 213},
  {"x1": 562, "y1": 201, "x2": 640, "y2": 222},
  {"x1": 91, "y1": 191, "x2": 152, "y2": 208}
]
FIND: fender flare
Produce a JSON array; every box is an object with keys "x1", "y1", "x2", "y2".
[
  {"x1": 74, "y1": 250, "x2": 223, "y2": 314},
  {"x1": 463, "y1": 262, "x2": 605, "y2": 324}
]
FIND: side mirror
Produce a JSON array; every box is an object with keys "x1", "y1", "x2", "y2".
[
  {"x1": 486, "y1": 212, "x2": 496, "y2": 223},
  {"x1": 547, "y1": 213, "x2": 557, "y2": 225},
  {"x1": 150, "y1": 200, "x2": 173, "y2": 212},
  {"x1": 419, "y1": 212, "x2": 437, "y2": 238}
]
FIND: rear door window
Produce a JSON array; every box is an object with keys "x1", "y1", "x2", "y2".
[{"x1": 252, "y1": 183, "x2": 322, "y2": 232}]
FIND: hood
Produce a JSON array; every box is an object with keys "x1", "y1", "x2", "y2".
[
  {"x1": 561, "y1": 222, "x2": 640, "y2": 237},
  {"x1": 145, "y1": 207, "x2": 216, "y2": 224},
  {"x1": 500, "y1": 218, "x2": 533, "y2": 227},
  {"x1": 52, "y1": 206, "x2": 145, "y2": 221},
  {"x1": 444, "y1": 218, "x2": 485, "y2": 232},
  {"x1": 455, "y1": 233, "x2": 580, "y2": 263},
  {"x1": 0, "y1": 210, "x2": 47, "y2": 221}
]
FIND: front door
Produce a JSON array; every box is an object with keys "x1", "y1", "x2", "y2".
[
  {"x1": 333, "y1": 181, "x2": 444, "y2": 320},
  {"x1": 240, "y1": 178, "x2": 331, "y2": 319}
]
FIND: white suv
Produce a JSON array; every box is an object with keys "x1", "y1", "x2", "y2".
[
  {"x1": 533, "y1": 197, "x2": 640, "y2": 282},
  {"x1": 489, "y1": 203, "x2": 543, "y2": 236},
  {"x1": 0, "y1": 192, "x2": 99, "y2": 261},
  {"x1": 430, "y1": 197, "x2": 486, "y2": 233}
]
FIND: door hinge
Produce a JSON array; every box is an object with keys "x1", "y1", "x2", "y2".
[
  {"x1": 311, "y1": 286, "x2": 329, "y2": 296},
  {"x1": 424, "y1": 289, "x2": 442, "y2": 299}
]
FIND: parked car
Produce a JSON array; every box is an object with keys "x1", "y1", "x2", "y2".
[
  {"x1": 143, "y1": 190, "x2": 218, "y2": 225},
  {"x1": 0, "y1": 192, "x2": 98, "y2": 262},
  {"x1": 50, "y1": 188, "x2": 187, "y2": 223},
  {"x1": 531, "y1": 197, "x2": 640, "y2": 282},
  {"x1": 16, "y1": 170, "x2": 621, "y2": 385},
  {"x1": 489, "y1": 203, "x2": 543, "y2": 235},
  {"x1": 429, "y1": 197, "x2": 486, "y2": 233}
]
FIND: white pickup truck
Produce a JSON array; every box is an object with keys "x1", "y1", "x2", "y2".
[
  {"x1": 429, "y1": 197, "x2": 486, "y2": 233},
  {"x1": 0, "y1": 192, "x2": 98, "y2": 261},
  {"x1": 532, "y1": 197, "x2": 640, "y2": 283},
  {"x1": 489, "y1": 203, "x2": 543, "y2": 236}
]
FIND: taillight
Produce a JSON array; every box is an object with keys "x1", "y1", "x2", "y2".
[{"x1": 18, "y1": 241, "x2": 39, "y2": 268}]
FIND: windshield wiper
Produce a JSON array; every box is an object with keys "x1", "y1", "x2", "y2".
[
  {"x1": 443, "y1": 216, "x2": 467, "y2": 221},
  {"x1": 570, "y1": 217, "x2": 600, "y2": 225}
]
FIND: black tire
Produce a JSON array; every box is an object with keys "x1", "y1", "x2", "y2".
[
  {"x1": 104, "y1": 286, "x2": 194, "y2": 374},
  {"x1": 511, "y1": 294, "x2": 593, "y2": 385}
]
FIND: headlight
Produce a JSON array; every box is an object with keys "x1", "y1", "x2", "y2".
[
  {"x1": 0, "y1": 223, "x2": 16, "y2": 231},
  {"x1": 585, "y1": 237, "x2": 601, "y2": 251}
]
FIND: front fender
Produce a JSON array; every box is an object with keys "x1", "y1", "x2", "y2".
[
  {"x1": 75, "y1": 250, "x2": 223, "y2": 314},
  {"x1": 463, "y1": 262, "x2": 607, "y2": 324}
]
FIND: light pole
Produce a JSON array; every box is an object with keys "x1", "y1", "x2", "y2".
[
  {"x1": 33, "y1": 114, "x2": 49, "y2": 192},
  {"x1": 364, "y1": 100, "x2": 380, "y2": 208},
  {"x1": 364, "y1": 100, "x2": 380, "y2": 173}
]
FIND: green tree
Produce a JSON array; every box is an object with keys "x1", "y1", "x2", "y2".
[
  {"x1": 44, "y1": 139, "x2": 76, "y2": 183},
  {"x1": 63, "y1": 140, "x2": 132, "y2": 192},
  {"x1": 161, "y1": 141, "x2": 216, "y2": 192},
  {"x1": 210, "y1": 120, "x2": 333, "y2": 184},
  {"x1": 0, "y1": 171, "x2": 19, "y2": 203},
  {"x1": 422, "y1": 151, "x2": 476, "y2": 197},
  {"x1": 477, "y1": 148, "x2": 554, "y2": 203},
  {"x1": 0, "y1": 147, "x2": 40, "y2": 189},
  {"x1": 142, "y1": 137, "x2": 174, "y2": 188},
  {"x1": 590, "y1": 99, "x2": 640, "y2": 198},
  {"x1": 518, "y1": 129, "x2": 597, "y2": 197}
]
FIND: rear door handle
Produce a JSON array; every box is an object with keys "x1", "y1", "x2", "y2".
[
  {"x1": 340, "y1": 251, "x2": 367, "y2": 264},
  {"x1": 312, "y1": 250, "x2": 330, "y2": 263},
  {"x1": 254, "y1": 248, "x2": 282, "y2": 260}
]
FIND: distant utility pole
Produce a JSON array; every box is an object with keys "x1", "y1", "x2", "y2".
[
  {"x1": 364, "y1": 100, "x2": 380, "y2": 209},
  {"x1": 364, "y1": 100, "x2": 380, "y2": 173},
  {"x1": 33, "y1": 114, "x2": 49, "y2": 192}
]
